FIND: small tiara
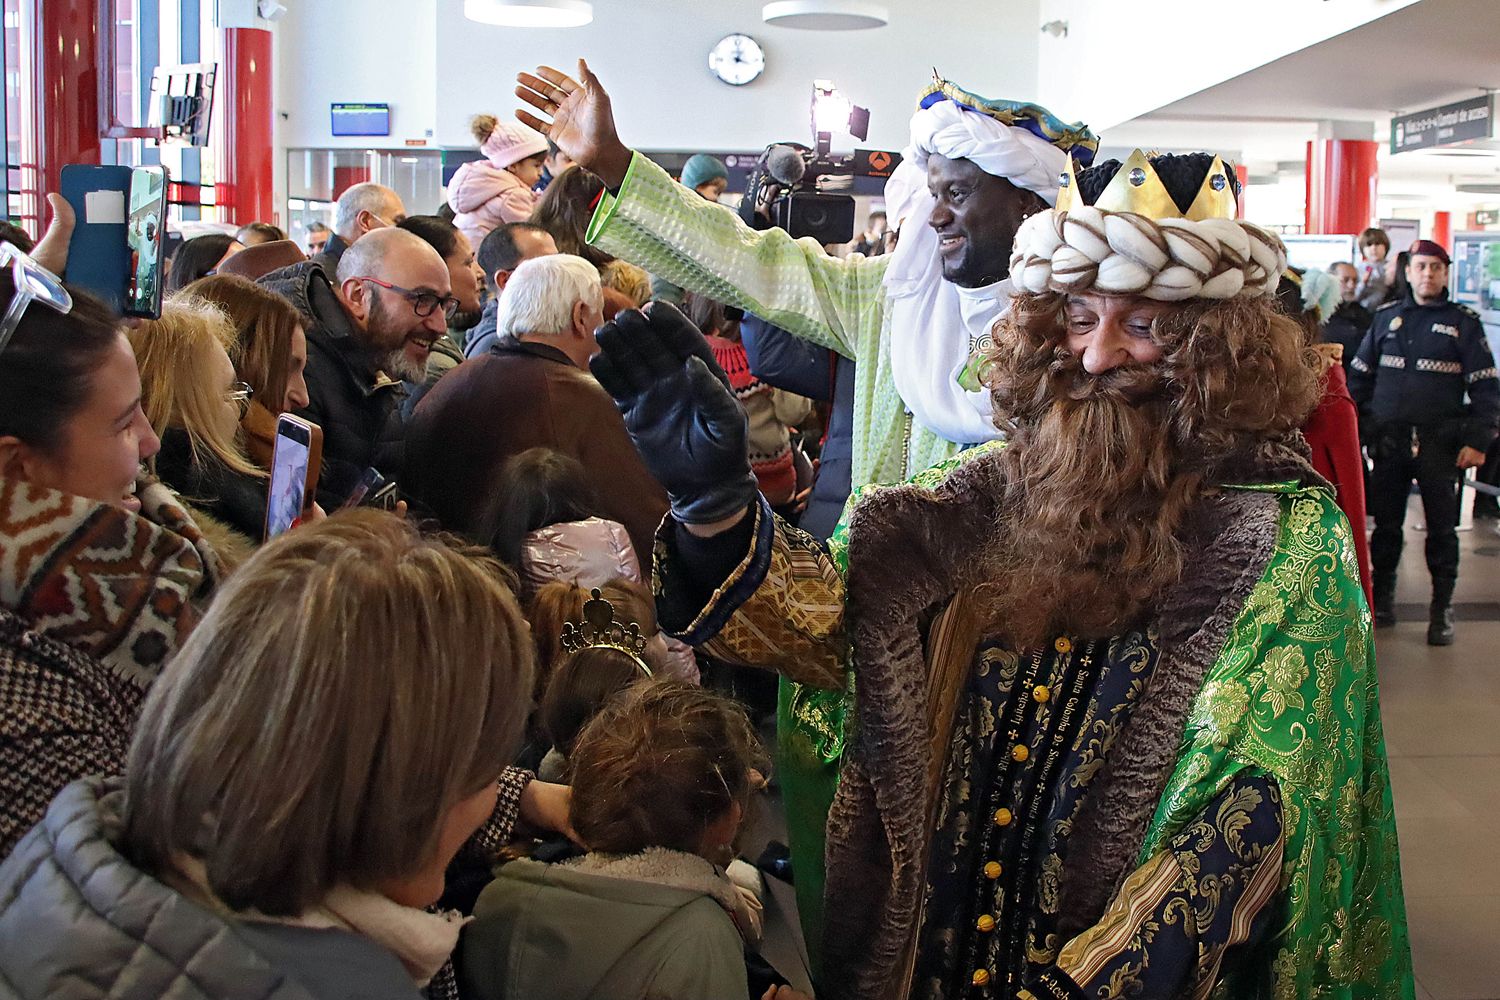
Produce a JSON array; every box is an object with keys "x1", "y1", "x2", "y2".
[{"x1": 559, "y1": 589, "x2": 653, "y2": 676}]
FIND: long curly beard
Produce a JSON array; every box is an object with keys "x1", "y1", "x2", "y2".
[{"x1": 979, "y1": 351, "x2": 1206, "y2": 651}]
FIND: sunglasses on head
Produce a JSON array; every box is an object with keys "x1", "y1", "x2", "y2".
[{"x1": 0, "y1": 242, "x2": 72, "y2": 355}]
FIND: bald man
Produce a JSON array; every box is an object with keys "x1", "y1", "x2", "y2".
[
  {"x1": 316, "y1": 182, "x2": 407, "y2": 272},
  {"x1": 260, "y1": 227, "x2": 455, "y2": 506}
]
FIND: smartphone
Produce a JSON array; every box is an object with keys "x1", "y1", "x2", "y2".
[
  {"x1": 341, "y1": 467, "x2": 386, "y2": 509},
  {"x1": 264, "y1": 414, "x2": 323, "y2": 541},
  {"x1": 124, "y1": 166, "x2": 169, "y2": 318}
]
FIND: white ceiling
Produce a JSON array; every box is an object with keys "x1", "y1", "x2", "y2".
[{"x1": 1118, "y1": 0, "x2": 1500, "y2": 191}]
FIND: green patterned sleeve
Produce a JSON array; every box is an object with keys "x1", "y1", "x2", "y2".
[
  {"x1": 1142, "y1": 486, "x2": 1414, "y2": 1000},
  {"x1": 586, "y1": 152, "x2": 887, "y2": 360}
]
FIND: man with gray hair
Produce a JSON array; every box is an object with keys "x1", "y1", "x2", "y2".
[
  {"x1": 260, "y1": 226, "x2": 453, "y2": 506},
  {"x1": 316, "y1": 182, "x2": 407, "y2": 272},
  {"x1": 402, "y1": 254, "x2": 665, "y2": 562}
]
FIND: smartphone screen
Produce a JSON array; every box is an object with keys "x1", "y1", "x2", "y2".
[
  {"x1": 265, "y1": 421, "x2": 311, "y2": 540},
  {"x1": 125, "y1": 166, "x2": 168, "y2": 318}
]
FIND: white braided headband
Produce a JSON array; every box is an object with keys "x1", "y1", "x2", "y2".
[{"x1": 1008, "y1": 206, "x2": 1288, "y2": 301}]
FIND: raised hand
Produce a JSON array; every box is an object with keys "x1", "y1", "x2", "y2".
[
  {"x1": 515, "y1": 59, "x2": 632, "y2": 189},
  {"x1": 591, "y1": 303, "x2": 759, "y2": 526}
]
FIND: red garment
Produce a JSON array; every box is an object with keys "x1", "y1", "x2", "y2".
[{"x1": 1301, "y1": 363, "x2": 1373, "y2": 605}]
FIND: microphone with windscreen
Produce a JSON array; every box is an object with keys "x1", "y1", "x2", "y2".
[{"x1": 765, "y1": 144, "x2": 808, "y2": 186}]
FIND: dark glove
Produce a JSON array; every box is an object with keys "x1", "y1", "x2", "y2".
[{"x1": 591, "y1": 303, "x2": 759, "y2": 524}]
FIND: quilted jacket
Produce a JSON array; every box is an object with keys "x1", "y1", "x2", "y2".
[{"x1": 0, "y1": 777, "x2": 420, "y2": 1000}]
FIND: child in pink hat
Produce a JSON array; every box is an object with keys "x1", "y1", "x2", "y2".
[{"x1": 447, "y1": 114, "x2": 548, "y2": 249}]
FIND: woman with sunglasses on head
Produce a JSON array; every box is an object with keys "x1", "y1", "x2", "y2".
[
  {"x1": 183, "y1": 273, "x2": 311, "y2": 469},
  {"x1": 127, "y1": 296, "x2": 276, "y2": 561},
  {"x1": 0, "y1": 254, "x2": 228, "y2": 857}
]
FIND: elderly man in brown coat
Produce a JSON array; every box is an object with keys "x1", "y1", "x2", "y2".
[{"x1": 401, "y1": 253, "x2": 666, "y2": 564}]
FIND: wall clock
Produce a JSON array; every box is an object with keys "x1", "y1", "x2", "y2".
[{"x1": 709, "y1": 33, "x2": 766, "y2": 87}]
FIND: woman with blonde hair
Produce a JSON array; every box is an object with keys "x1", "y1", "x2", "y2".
[
  {"x1": 184, "y1": 272, "x2": 310, "y2": 467},
  {"x1": 127, "y1": 296, "x2": 266, "y2": 555},
  {"x1": 0, "y1": 511, "x2": 567, "y2": 998}
]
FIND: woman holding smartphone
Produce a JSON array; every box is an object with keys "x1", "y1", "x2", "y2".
[
  {"x1": 128, "y1": 295, "x2": 268, "y2": 560},
  {"x1": 184, "y1": 272, "x2": 311, "y2": 469},
  {"x1": 0, "y1": 258, "x2": 227, "y2": 856}
]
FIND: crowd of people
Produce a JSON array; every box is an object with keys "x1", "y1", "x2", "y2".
[{"x1": 1, "y1": 53, "x2": 1493, "y2": 1000}]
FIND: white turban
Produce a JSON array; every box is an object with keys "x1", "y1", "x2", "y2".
[
  {"x1": 882, "y1": 101, "x2": 1071, "y2": 446},
  {"x1": 885, "y1": 100, "x2": 1070, "y2": 230}
]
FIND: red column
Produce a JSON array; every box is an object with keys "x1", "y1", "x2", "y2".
[
  {"x1": 218, "y1": 28, "x2": 275, "y2": 224},
  {"x1": 1234, "y1": 164, "x2": 1249, "y2": 219},
  {"x1": 1305, "y1": 139, "x2": 1379, "y2": 235},
  {"x1": 1432, "y1": 211, "x2": 1452, "y2": 251},
  {"x1": 33, "y1": 0, "x2": 102, "y2": 221}
]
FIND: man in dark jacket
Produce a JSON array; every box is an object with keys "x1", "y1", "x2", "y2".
[
  {"x1": 312, "y1": 182, "x2": 405, "y2": 274},
  {"x1": 740, "y1": 314, "x2": 853, "y2": 541},
  {"x1": 464, "y1": 222, "x2": 558, "y2": 359},
  {"x1": 1322, "y1": 261, "x2": 1373, "y2": 377},
  {"x1": 260, "y1": 227, "x2": 453, "y2": 507},
  {"x1": 403, "y1": 254, "x2": 667, "y2": 566},
  {"x1": 1349, "y1": 239, "x2": 1500, "y2": 644}
]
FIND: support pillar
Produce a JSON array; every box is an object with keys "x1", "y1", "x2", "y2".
[
  {"x1": 1305, "y1": 139, "x2": 1379, "y2": 235},
  {"x1": 217, "y1": 27, "x2": 275, "y2": 225},
  {"x1": 1432, "y1": 211, "x2": 1452, "y2": 252},
  {"x1": 33, "y1": 0, "x2": 102, "y2": 221}
]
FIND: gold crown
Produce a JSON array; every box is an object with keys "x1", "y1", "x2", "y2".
[
  {"x1": 1055, "y1": 149, "x2": 1237, "y2": 222},
  {"x1": 559, "y1": 589, "x2": 653, "y2": 676}
]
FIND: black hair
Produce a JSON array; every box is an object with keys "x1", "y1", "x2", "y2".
[
  {"x1": 234, "y1": 222, "x2": 286, "y2": 245},
  {"x1": 477, "y1": 221, "x2": 551, "y2": 281},
  {"x1": 397, "y1": 214, "x2": 463, "y2": 261},
  {"x1": 1076, "y1": 153, "x2": 1241, "y2": 215},
  {"x1": 167, "y1": 233, "x2": 238, "y2": 295},
  {"x1": 0, "y1": 220, "x2": 35, "y2": 254},
  {"x1": 0, "y1": 274, "x2": 123, "y2": 452},
  {"x1": 477, "y1": 448, "x2": 603, "y2": 566},
  {"x1": 436, "y1": 202, "x2": 457, "y2": 223}
]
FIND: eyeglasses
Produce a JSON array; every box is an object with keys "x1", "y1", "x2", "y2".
[
  {"x1": 353, "y1": 276, "x2": 460, "y2": 321},
  {"x1": 0, "y1": 242, "x2": 72, "y2": 355},
  {"x1": 224, "y1": 381, "x2": 254, "y2": 415}
]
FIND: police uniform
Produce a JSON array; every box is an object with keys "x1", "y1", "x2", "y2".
[{"x1": 1348, "y1": 291, "x2": 1500, "y2": 637}]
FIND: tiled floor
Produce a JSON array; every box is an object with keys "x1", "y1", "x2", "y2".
[
  {"x1": 749, "y1": 503, "x2": 1500, "y2": 999},
  {"x1": 1382, "y1": 507, "x2": 1500, "y2": 1000}
]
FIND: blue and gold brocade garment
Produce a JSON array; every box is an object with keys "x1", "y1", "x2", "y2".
[{"x1": 915, "y1": 631, "x2": 1285, "y2": 1000}]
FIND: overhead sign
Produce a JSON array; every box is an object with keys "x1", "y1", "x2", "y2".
[{"x1": 1391, "y1": 95, "x2": 1493, "y2": 153}]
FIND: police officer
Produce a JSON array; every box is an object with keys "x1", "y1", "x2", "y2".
[{"x1": 1350, "y1": 240, "x2": 1500, "y2": 645}]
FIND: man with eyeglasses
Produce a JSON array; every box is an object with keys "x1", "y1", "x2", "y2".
[
  {"x1": 260, "y1": 227, "x2": 454, "y2": 507},
  {"x1": 313, "y1": 182, "x2": 407, "y2": 274}
]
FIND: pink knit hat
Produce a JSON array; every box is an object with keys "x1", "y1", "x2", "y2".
[{"x1": 479, "y1": 119, "x2": 549, "y2": 169}]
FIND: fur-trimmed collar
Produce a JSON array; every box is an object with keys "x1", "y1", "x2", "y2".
[
  {"x1": 561, "y1": 847, "x2": 741, "y2": 914},
  {"x1": 820, "y1": 435, "x2": 1320, "y2": 999}
]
